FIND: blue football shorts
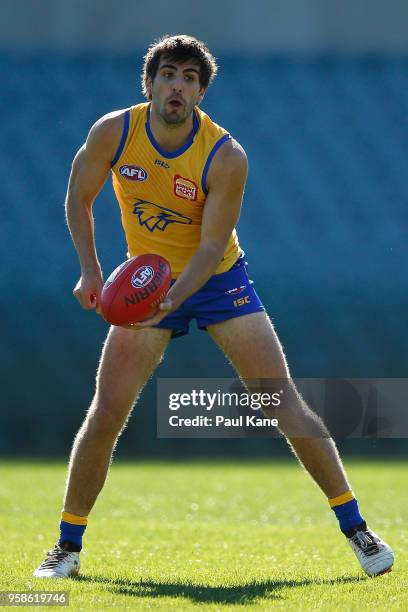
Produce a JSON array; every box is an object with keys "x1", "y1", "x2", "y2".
[{"x1": 155, "y1": 253, "x2": 265, "y2": 338}]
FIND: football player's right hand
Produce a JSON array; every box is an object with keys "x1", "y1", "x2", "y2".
[{"x1": 73, "y1": 272, "x2": 104, "y2": 315}]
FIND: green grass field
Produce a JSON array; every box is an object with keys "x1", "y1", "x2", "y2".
[{"x1": 0, "y1": 459, "x2": 406, "y2": 610}]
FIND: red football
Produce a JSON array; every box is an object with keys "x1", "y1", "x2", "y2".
[{"x1": 100, "y1": 254, "x2": 172, "y2": 326}]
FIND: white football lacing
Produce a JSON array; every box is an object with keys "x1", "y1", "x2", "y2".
[
  {"x1": 351, "y1": 530, "x2": 380, "y2": 556},
  {"x1": 38, "y1": 547, "x2": 72, "y2": 569}
]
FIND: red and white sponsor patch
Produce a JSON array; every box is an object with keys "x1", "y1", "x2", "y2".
[
  {"x1": 174, "y1": 175, "x2": 197, "y2": 201},
  {"x1": 225, "y1": 285, "x2": 246, "y2": 296}
]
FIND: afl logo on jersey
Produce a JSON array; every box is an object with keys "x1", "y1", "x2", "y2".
[
  {"x1": 119, "y1": 165, "x2": 148, "y2": 182},
  {"x1": 131, "y1": 266, "x2": 154, "y2": 288}
]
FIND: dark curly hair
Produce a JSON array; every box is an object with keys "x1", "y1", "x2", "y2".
[{"x1": 142, "y1": 34, "x2": 218, "y2": 99}]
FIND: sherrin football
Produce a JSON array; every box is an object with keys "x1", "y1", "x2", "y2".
[{"x1": 100, "y1": 254, "x2": 172, "y2": 326}]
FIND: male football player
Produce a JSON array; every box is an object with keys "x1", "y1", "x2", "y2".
[{"x1": 34, "y1": 34, "x2": 393, "y2": 579}]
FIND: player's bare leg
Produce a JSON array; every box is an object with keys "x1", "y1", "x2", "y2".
[
  {"x1": 207, "y1": 311, "x2": 349, "y2": 497},
  {"x1": 63, "y1": 325, "x2": 172, "y2": 517},
  {"x1": 207, "y1": 312, "x2": 394, "y2": 576},
  {"x1": 34, "y1": 325, "x2": 172, "y2": 578}
]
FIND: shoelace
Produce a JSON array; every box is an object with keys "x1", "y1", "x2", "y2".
[
  {"x1": 39, "y1": 547, "x2": 72, "y2": 569},
  {"x1": 351, "y1": 530, "x2": 380, "y2": 556}
]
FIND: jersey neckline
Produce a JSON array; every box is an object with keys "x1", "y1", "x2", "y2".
[{"x1": 145, "y1": 105, "x2": 200, "y2": 159}]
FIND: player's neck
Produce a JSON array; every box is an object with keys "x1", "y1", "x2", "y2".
[{"x1": 149, "y1": 106, "x2": 195, "y2": 153}]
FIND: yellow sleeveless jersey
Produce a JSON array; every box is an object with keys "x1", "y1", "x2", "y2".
[{"x1": 110, "y1": 102, "x2": 240, "y2": 278}]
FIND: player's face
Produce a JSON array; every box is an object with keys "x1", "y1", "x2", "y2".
[{"x1": 148, "y1": 59, "x2": 205, "y2": 125}]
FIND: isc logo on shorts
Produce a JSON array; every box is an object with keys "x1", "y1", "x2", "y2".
[
  {"x1": 120, "y1": 165, "x2": 148, "y2": 182},
  {"x1": 174, "y1": 175, "x2": 197, "y2": 201},
  {"x1": 131, "y1": 266, "x2": 154, "y2": 288},
  {"x1": 233, "y1": 296, "x2": 251, "y2": 308}
]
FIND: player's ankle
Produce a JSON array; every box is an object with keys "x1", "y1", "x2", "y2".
[
  {"x1": 59, "y1": 510, "x2": 88, "y2": 551},
  {"x1": 59, "y1": 540, "x2": 82, "y2": 552},
  {"x1": 328, "y1": 491, "x2": 365, "y2": 533}
]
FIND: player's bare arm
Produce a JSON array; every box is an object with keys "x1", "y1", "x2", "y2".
[
  {"x1": 171, "y1": 138, "x2": 248, "y2": 303},
  {"x1": 134, "y1": 138, "x2": 248, "y2": 328},
  {"x1": 66, "y1": 111, "x2": 125, "y2": 313}
]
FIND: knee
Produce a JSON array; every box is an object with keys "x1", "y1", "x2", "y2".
[{"x1": 84, "y1": 400, "x2": 130, "y2": 437}]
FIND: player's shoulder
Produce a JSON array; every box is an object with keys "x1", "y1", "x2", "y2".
[
  {"x1": 88, "y1": 108, "x2": 129, "y2": 145},
  {"x1": 200, "y1": 110, "x2": 246, "y2": 158},
  {"x1": 217, "y1": 137, "x2": 247, "y2": 165},
  {"x1": 206, "y1": 136, "x2": 248, "y2": 192},
  {"x1": 211, "y1": 137, "x2": 248, "y2": 177},
  {"x1": 81, "y1": 108, "x2": 129, "y2": 162}
]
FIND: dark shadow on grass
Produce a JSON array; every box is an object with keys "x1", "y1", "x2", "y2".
[{"x1": 76, "y1": 574, "x2": 366, "y2": 605}]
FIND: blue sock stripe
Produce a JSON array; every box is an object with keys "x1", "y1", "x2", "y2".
[
  {"x1": 59, "y1": 520, "x2": 87, "y2": 547},
  {"x1": 331, "y1": 498, "x2": 365, "y2": 532}
]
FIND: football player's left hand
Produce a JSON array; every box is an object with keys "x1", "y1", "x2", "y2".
[{"x1": 126, "y1": 299, "x2": 174, "y2": 329}]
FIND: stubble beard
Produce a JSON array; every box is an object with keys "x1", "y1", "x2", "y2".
[{"x1": 159, "y1": 101, "x2": 194, "y2": 127}]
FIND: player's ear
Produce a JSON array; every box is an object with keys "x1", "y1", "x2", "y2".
[
  {"x1": 145, "y1": 76, "x2": 153, "y2": 100},
  {"x1": 197, "y1": 87, "x2": 206, "y2": 105}
]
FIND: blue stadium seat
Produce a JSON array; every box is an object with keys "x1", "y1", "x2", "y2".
[{"x1": 2, "y1": 53, "x2": 407, "y2": 451}]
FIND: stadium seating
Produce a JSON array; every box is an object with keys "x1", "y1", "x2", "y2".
[{"x1": 1, "y1": 53, "x2": 407, "y2": 453}]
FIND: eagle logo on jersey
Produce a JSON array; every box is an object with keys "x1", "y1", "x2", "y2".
[{"x1": 132, "y1": 199, "x2": 192, "y2": 232}]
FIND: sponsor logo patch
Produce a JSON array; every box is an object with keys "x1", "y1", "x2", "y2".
[
  {"x1": 225, "y1": 285, "x2": 247, "y2": 296},
  {"x1": 132, "y1": 198, "x2": 192, "y2": 232},
  {"x1": 174, "y1": 175, "x2": 197, "y2": 201},
  {"x1": 119, "y1": 165, "x2": 148, "y2": 182},
  {"x1": 131, "y1": 265, "x2": 154, "y2": 289}
]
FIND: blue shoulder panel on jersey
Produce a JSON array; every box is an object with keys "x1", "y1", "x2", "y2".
[
  {"x1": 111, "y1": 109, "x2": 130, "y2": 166},
  {"x1": 201, "y1": 133, "x2": 231, "y2": 195}
]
